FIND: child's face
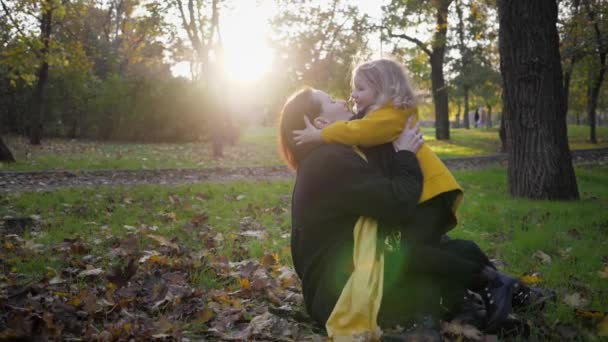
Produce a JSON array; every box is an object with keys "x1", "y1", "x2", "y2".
[{"x1": 351, "y1": 74, "x2": 375, "y2": 113}]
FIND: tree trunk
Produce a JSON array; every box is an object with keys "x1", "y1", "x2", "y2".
[
  {"x1": 455, "y1": 98, "x2": 461, "y2": 128},
  {"x1": 487, "y1": 105, "x2": 492, "y2": 128},
  {"x1": 586, "y1": 52, "x2": 606, "y2": 144},
  {"x1": 0, "y1": 136, "x2": 15, "y2": 162},
  {"x1": 463, "y1": 86, "x2": 470, "y2": 129},
  {"x1": 30, "y1": 1, "x2": 53, "y2": 145},
  {"x1": 499, "y1": 113, "x2": 507, "y2": 152},
  {"x1": 431, "y1": 1, "x2": 451, "y2": 140},
  {"x1": 498, "y1": 0, "x2": 579, "y2": 200},
  {"x1": 563, "y1": 56, "x2": 576, "y2": 117}
]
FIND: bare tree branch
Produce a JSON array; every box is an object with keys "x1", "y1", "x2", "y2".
[
  {"x1": 385, "y1": 27, "x2": 432, "y2": 56},
  {"x1": 0, "y1": 0, "x2": 40, "y2": 57}
]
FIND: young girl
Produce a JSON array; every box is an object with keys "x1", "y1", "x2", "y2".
[{"x1": 293, "y1": 58, "x2": 463, "y2": 227}]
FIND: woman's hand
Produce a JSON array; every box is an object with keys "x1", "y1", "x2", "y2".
[
  {"x1": 393, "y1": 116, "x2": 424, "y2": 153},
  {"x1": 293, "y1": 116, "x2": 323, "y2": 145}
]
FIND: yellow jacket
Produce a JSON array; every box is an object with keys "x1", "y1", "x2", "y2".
[{"x1": 321, "y1": 105, "x2": 463, "y2": 204}]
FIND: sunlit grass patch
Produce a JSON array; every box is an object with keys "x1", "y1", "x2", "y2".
[{"x1": 2, "y1": 125, "x2": 606, "y2": 171}]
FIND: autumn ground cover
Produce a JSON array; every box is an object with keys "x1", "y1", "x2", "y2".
[
  {"x1": 2, "y1": 125, "x2": 607, "y2": 171},
  {"x1": 1, "y1": 165, "x2": 607, "y2": 340}
]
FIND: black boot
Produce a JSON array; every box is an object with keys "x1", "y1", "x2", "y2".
[
  {"x1": 448, "y1": 290, "x2": 487, "y2": 329},
  {"x1": 479, "y1": 268, "x2": 518, "y2": 332},
  {"x1": 512, "y1": 282, "x2": 556, "y2": 311}
]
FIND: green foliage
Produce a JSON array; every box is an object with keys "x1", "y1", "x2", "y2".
[{"x1": 270, "y1": 0, "x2": 373, "y2": 98}]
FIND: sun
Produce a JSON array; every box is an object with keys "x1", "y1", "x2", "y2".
[{"x1": 220, "y1": 2, "x2": 275, "y2": 83}]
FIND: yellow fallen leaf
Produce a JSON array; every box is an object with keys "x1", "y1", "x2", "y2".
[
  {"x1": 598, "y1": 315, "x2": 608, "y2": 337},
  {"x1": 68, "y1": 296, "x2": 82, "y2": 307},
  {"x1": 598, "y1": 266, "x2": 608, "y2": 279},
  {"x1": 239, "y1": 277, "x2": 251, "y2": 290},
  {"x1": 4, "y1": 241, "x2": 14, "y2": 250},
  {"x1": 520, "y1": 273, "x2": 542, "y2": 285},
  {"x1": 575, "y1": 309, "x2": 606, "y2": 319},
  {"x1": 196, "y1": 308, "x2": 215, "y2": 323}
]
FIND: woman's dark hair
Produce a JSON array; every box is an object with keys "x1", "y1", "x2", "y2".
[{"x1": 278, "y1": 87, "x2": 323, "y2": 170}]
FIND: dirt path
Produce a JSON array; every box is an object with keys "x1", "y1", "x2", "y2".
[{"x1": 2, "y1": 148, "x2": 607, "y2": 193}]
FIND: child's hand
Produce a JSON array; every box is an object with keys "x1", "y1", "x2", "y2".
[{"x1": 293, "y1": 116, "x2": 323, "y2": 145}]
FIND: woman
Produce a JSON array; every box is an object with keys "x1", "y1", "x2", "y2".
[{"x1": 279, "y1": 87, "x2": 527, "y2": 336}]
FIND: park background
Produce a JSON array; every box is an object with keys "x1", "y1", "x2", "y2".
[{"x1": 0, "y1": 0, "x2": 607, "y2": 340}]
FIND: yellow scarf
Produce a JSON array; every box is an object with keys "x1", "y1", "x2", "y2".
[{"x1": 325, "y1": 147, "x2": 384, "y2": 341}]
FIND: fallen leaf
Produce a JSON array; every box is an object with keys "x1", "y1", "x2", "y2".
[
  {"x1": 240, "y1": 230, "x2": 268, "y2": 240},
  {"x1": 533, "y1": 250, "x2": 552, "y2": 264},
  {"x1": 107, "y1": 258, "x2": 137, "y2": 289},
  {"x1": 441, "y1": 321, "x2": 483, "y2": 341},
  {"x1": 260, "y1": 254, "x2": 276, "y2": 268},
  {"x1": 558, "y1": 247, "x2": 572, "y2": 258},
  {"x1": 160, "y1": 212, "x2": 177, "y2": 222},
  {"x1": 575, "y1": 309, "x2": 607, "y2": 319},
  {"x1": 598, "y1": 315, "x2": 608, "y2": 337},
  {"x1": 48, "y1": 275, "x2": 65, "y2": 285},
  {"x1": 520, "y1": 273, "x2": 543, "y2": 285},
  {"x1": 239, "y1": 278, "x2": 251, "y2": 290},
  {"x1": 563, "y1": 292, "x2": 589, "y2": 309},
  {"x1": 195, "y1": 308, "x2": 215, "y2": 323},
  {"x1": 77, "y1": 268, "x2": 104, "y2": 278},
  {"x1": 598, "y1": 266, "x2": 608, "y2": 279},
  {"x1": 147, "y1": 234, "x2": 179, "y2": 250},
  {"x1": 190, "y1": 213, "x2": 208, "y2": 226}
]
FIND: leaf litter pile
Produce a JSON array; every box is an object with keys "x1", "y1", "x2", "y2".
[
  {"x1": 1, "y1": 183, "x2": 608, "y2": 340},
  {"x1": 0, "y1": 188, "x2": 324, "y2": 341}
]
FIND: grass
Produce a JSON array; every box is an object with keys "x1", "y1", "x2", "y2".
[
  {"x1": 1, "y1": 165, "x2": 607, "y2": 338},
  {"x1": 2, "y1": 124, "x2": 607, "y2": 171}
]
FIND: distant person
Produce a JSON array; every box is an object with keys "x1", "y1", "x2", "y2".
[{"x1": 474, "y1": 108, "x2": 480, "y2": 128}]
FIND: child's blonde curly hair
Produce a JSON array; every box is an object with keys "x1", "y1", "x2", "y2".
[{"x1": 351, "y1": 58, "x2": 417, "y2": 113}]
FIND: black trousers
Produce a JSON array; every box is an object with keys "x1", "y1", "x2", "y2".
[{"x1": 379, "y1": 237, "x2": 494, "y2": 326}]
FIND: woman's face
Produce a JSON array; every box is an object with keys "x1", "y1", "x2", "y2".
[
  {"x1": 351, "y1": 74, "x2": 375, "y2": 113},
  {"x1": 312, "y1": 90, "x2": 352, "y2": 123}
]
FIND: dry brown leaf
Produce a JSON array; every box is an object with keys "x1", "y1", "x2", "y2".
[
  {"x1": 441, "y1": 321, "x2": 483, "y2": 341},
  {"x1": 190, "y1": 213, "x2": 208, "y2": 226},
  {"x1": 147, "y1": 234, "x2": 179, "y2": 250},
  {"x1": 260, "y1": 254, "x2": 276, "y2": 268}
]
